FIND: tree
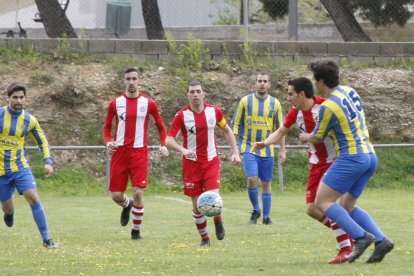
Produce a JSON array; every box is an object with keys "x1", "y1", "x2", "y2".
[
  {"x1": 348, "y1": 0, "x2": 414, "y2": 27},
  {"x1": 320, "y1": 0, "x2": 371, "y2": 41},
  {"x1": 34, "y1": 0, "x2": 77, "y2": 38},
  {"x1": 259, "y1": 0, "x2": 414, "y2": 42},
  {"x1": 142, "y1": 0, "x2": 164, "y2": 39}
]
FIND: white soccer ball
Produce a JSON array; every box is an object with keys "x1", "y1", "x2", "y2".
[{"x1": 197, "y1": 191, "x2": 223, "y2": 217}]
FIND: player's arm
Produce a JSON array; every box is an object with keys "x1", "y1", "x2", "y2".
[
  {"x1": 299, "y1": 132, "x2": 323, "y2": 144},
  {"x1": 149, "y1": 100, "x2": 169, "y2": 156},
  {"x1": 253, "y1": 125, "x2": 290, "y2": 151},
  {"x1": 230, "y1": 99, "x2": 244, "y2": 146},
  {"x1": 299, "y1": 105, "x2": 331, "y2": 144},
  {"x1": 103, "y1": 100, "x2": 117, "y2": 153},
  {"x1": 219, "y1": 124, "x2": 241, "y2": 164},
  {"x1": 28, "y1": 117, "x2": 53, "y2": 176},
  {"x1": 166, "y1": 113, "x2": 195, "y2": 159},
  {"x1": 166, "y1": 136, "x2": 195, "y2": 160},
  {"x1": 274, "y1": 101, "x2": 287, "y2": 164}
]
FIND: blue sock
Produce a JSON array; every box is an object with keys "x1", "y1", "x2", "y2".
[
  {"x1": 350, "y1": 207, "x2": 385, "y2": 242},
  {"x1": 325, "y1": 203, "x2": 365, "y2": 240},
  {"x1": 248, "y1": 188, "x2": 260, "y2": 212},
  {"x1": 31, "y1": 202, "x2": 49, "y2": 241},
  {"x1": 262, "y1": 192, "x2": 272, "y2": 219}
]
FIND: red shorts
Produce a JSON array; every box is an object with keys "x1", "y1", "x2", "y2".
[
  {"x1": 109, "y1": 146, "x2": 148, "y2": 192},
  {"x1": 306, "y1": 162, "x2": 332, "y2": 204},
  {"x1": 182, "y1": 157, "x2": 220, "y2": 197}
]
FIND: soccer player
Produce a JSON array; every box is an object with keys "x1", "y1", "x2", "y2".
[
  {"x1": 166, "y1": 80, "x2": 241, "y2": 247},
  {"x1": 299, "y1": 59, "x2": 394, "y2": 263},
  {"x1": 0, "y1": 83, "x2": 57, "y2": 249},
  {"x1": 253, "y1": 77, "x2": 353, "y2": 264},
  {"x1": 231, "y1": 73, "x2": 286, "y2": 225},
  {"x1": 103, "y1": 67, "x2": 169, "y2": 240}
]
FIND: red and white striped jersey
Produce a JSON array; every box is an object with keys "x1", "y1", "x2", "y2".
[
  {"x1": 168, "y1": 103, "x2": 227, "y2": 162},
  {"x1": 103, "y1": 92, "x2": 167, "y2": 148},
  {"x1": 284, "y1": 96, "x2": 336, "y2": 164}
]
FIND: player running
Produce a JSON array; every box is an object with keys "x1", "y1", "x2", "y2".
[{"x1": 254, "y1": 77, "x2": 353, "y2": 263}]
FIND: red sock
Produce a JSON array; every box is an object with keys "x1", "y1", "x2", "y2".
[
  {"x1": 193, "y1": 210, "x2": 209, "y2": 240},
  {"x1": 132, "y1": 205, "x2": 144, "y2": 231}
]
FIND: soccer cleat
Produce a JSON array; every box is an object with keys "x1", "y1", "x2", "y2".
[
  {"x1": 214, "y1": 221, "x2": 225, "y2": 240},
  {"x1": 366, "y1": 237, "x2": 394, "y2": 263},
  {"x1": 43, "y1": 239, "x2": 58, "y2": 249},
  {"x1": 348, "y1": 232, "x2": 375, "y2": 263},
  {"x1": 328, "y1": 248, "x2": 353, "y2": 264},
  {"x1": 249, "y1": 210, "x2": 261, "y2": 224},
  {"x1": 262, "y1": 217, "x2": 273, "y2": 225},
  {"x1": 120, "y1": 199, "x2": 133, "y2": 226},
  {"x1": 200, "y1": 239, "x2": 210, "y2": 247},
  {"x1": 4, "y1": 212, "x2": 14, "y2": 227},
  {"x1": 131, "y1": 229, "x2": 142, "y2": 240}
]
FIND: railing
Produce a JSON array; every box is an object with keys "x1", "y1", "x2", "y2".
[{"x1": 27, "y1": 144, "x2": 414, "y2": 192}]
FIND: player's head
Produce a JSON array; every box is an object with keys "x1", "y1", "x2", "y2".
[
  {"x1": 188, "y1": 80, "x2": 205, "y2": 106},
  {"x1": 123, "y1": 67, "x2": 140, "y2": 94},
  {"x1": 309, "y1": 59, "x2": 339, "y2": 89},
  {"x1": 6, "y1": 82, "x2": 26, "y2": 111},
  {"x1": 287, "y1": 77, "x2": 314, "y2": 110},
  {"x1": 255, "y1": 73, "x2": 271, "y2": 96}
]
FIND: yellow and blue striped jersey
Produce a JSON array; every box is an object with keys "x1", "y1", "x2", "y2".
[
  {"x1": 312, "y1": 86, "x2": 374, "y2": 155},
  {"x1": 231, "y1": 93, "x2": 283, "y2": 157},
  {"x1": 0, "y1": 106, "x2": 52, "y2": 175}
]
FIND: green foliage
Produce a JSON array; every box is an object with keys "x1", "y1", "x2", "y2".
[
  {"x1": 349, "y1": 0, "x2": 414, "y2": 27},
  {"x1": 30, "y1": 69, "x2": 55, "y2": 86},
  {"x1": 241, "y1": 41, "x2": 261, "y2": 66},
  {"x1": 259, "y1": 0, "x2": 288, "y2": 20},
  {"x1": 55, "y1": 34, "x2": 88, "y2": 61},
  {"x1": 165, "y1": 32, "x2": 211, "y2": 71},
  {"x1": 209, "y1": 0, "x2": 239, "y2": 25},
  {"x1": 0, "y1": 45, "x2": 45, "y2": 64},
  {"x1": 51, "y1": 78, "x2": 84, "y2": 108}
]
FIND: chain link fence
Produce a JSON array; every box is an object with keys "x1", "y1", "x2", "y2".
[{"x1": 1, "y1": 0, "x2": 414, "y2": 41}]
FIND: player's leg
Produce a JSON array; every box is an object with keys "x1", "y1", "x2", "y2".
[
  {"x1": 203, "y1": 158, "x2": 225, "y2": 241},
  {"x1": 1, "y1": 197, "x2": 14, "y2": 227},
  {"x1": 15, "y1": 169, "x2": 56, "y2": 249},
  {"x1": 307, "y1": 163, "x2": 352, "y2": 264},
  {"x1": 109, "y1": 147, "x2": 132, "y2": 226},
  {"x1": 317, "y1": 154, "x2": 375, "y2": 263},
  {"x1": 130, "y1": 187, "x2": 145, "y2": 240},
  {"x1": 0, "y1": 177, "x2": 15, "y2": 227},
  {"x1": 192, "y1": 196, "x2": 210, "y2": 246},
  {"x1": 129, "y1": 148, "x2": 149, "y2": 240},
  {"x1": 258, "y1": 156, "x2": 274, "y2": 225},
  {"x1": 243, "y1": 153, "x2": 261, "y2": 224},
  {"x1": 184, "y1": 159, "x2": 209, "y2": 246},
  {"x1": 345, "y1": 153, "x2": 394, "y2": 263}
]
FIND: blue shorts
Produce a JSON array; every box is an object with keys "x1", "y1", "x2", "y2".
[
  {"x1": 242, "y1": 152, "x2": 274, "y2": 181},
  {"x1": 323, "y1": 153, "x2": 377, "y2": 198},
  {"x1": 0, "y1": 168, "x2": 37, "y2": 202}
]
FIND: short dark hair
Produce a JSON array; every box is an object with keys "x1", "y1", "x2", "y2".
[
  {"x1": 189, "y1": 80, "x2": 202, "y2": 87},
  {"x1": 309, "y1": 59, "x2": 339, "y2": 88},
  {"x1": 6, "y1": 83, "x2": 26, "y2": 97},
  {"x1": 288, "y1": 77, "x2": 314, "y2": 98},
  {"x1": 256, "y1": 72, "x2": 270, "y2": 82},
  {"x1": 124, "y1": 67, "x2": 139, "y2": 76}
]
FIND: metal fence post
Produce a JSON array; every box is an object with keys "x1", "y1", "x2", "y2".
[{"x1": 288, "y1": 0, "x2": 298, "y2": 41}]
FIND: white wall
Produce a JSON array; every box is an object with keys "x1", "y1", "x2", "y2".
[{"x1": 0, "y1": 0, "x2": 231, "y2": 29}]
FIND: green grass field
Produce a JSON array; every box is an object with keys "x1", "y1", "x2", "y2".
[{"x1": 0, "y1": 190, "x2": 412, "y2": 276}]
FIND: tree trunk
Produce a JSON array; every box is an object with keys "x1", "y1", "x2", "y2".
[
  {"x1": 320, "y1": 0, "x2": 371, "y2": 42},
  {"x1": 142, "y1": 0, "x2": 164, "y2": 40},
  {"x1": 35, "y1": 0, "x2": 77, "y2": 38}
]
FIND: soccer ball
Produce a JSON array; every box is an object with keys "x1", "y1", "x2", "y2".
[{"x1": 197, "y1": 191, "x2": 223, "y2": 217}]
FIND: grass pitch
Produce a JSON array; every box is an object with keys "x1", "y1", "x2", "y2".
[{"x1": 0, "y1": 190, "x2": 412, "y2": 275}]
